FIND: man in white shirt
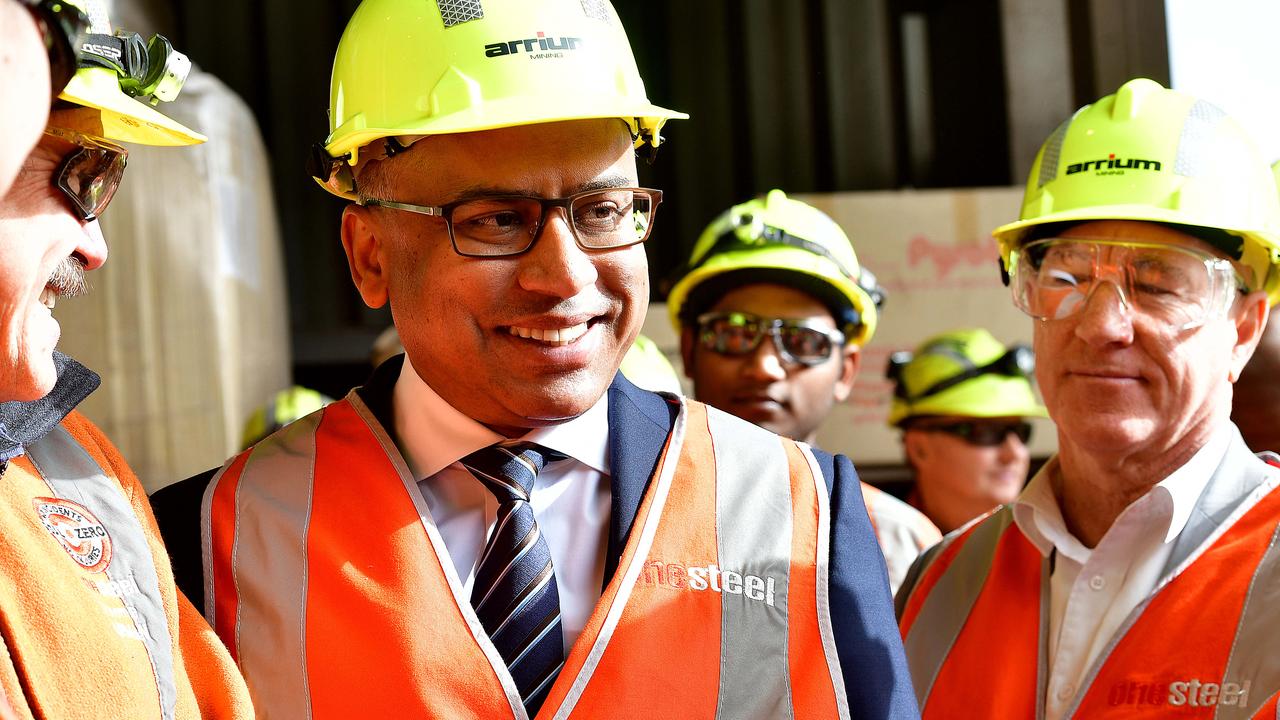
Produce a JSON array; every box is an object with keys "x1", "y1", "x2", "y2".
[
  {"x1": 150, "y1": 1, "x2": 918, "y2": 717},
  {"x1": 896, "y1": 78, "x2": 1280, "y2": 719}
]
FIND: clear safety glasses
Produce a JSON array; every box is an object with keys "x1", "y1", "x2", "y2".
[
  {"x1": 42, "y1": 127, "x2": 129, "y2": 222},
  {"x1": 696, "y1": 311, "x2": 846, "y2": 367},
  {"x1": 1009, "y1": 238, "x2": 1243, "y2": 331},
  {"x1": 359, "y1": 187, "x2": 662, "y2": 257}
]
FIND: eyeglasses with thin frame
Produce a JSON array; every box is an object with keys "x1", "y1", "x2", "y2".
[
  {"x1": 910, "y1": 420, "x2": 1033, "y2": 447},
  {"x1": 42, "y1": 127, "x2": 129, "y2": 222},
  {"x1": 357, "y1": 187, "x2": 662, "y2": 257},
  {"x1": 1010, "y1": 238, "x2": 1243, "y2": 331},
  {"x1": 696, "y1": 311, "x2": 846, "y2": 367}
]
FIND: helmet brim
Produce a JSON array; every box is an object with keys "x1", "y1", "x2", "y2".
[
  {"x1": 888, "y1": 375, "x2": 1048, "y2": 427},
  {"x1": 667, "y1": 245, "x2": 878, "y2": 346},
  {"x1": 325, "y1": 97, "x2": 686, "y2": 164},
  {"x1": 60, "y1": 68, "x2": 206, "y2": 146}
]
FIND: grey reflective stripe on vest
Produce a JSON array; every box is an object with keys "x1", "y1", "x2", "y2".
[
  {"x1": 705, "y1": 407, "x2": 794, "y2": 720},
  {"x1": 902, "y1": 507, "x2": 1015, "y2": 711},
  {"x1": 1060, "y1": 441, "x2": 1280, "y2": 719},
  {"x1": 202, "y1": 411, "x2": 321, "y2": 720},
  {"x1": 1036, "y1": 560, "x2": 1050, "y2": 720},
  {"x1": 27, "y1": 425, "x2": 177, "y2": 720},
  {"x1": 1216, "y1": 523, "x2": 1280, "y2": 720},
  {"x1": 797, "y1": 444, "x2": 852, "y2": 720}
]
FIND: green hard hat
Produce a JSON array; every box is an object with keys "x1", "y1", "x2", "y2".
[
  {"x1": 667, "y1": 189, "x2": 884, "y2": 346},
  {"x1": 886, "y1": 328, "x2": 1046, "y2": 427},
  {"x1": 993, "y1": 78, "x2": 1280, "y2": 304}
]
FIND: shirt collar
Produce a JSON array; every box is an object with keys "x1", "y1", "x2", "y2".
[
  {"x1": 392, "y1": 355, "x2": 610, "y2": 480},
  {"x1": 0, "y1": 351, "x2": 99, "y2": 463},
  {"x1": 1013, "y1": 422, "x2": 1233, "y2": 560}
]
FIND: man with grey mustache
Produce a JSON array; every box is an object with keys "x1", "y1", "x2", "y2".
[{"x1": 0, "y1": 0, "x2": 252, "y2": 715}]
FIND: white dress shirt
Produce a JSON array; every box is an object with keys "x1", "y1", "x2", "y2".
[
  {"x1": 1012, "y1": 424, "x2": 1230, "y2": 720},
  {"x1": 392, "y1": 357, "x2": 612, "y2": 652}
]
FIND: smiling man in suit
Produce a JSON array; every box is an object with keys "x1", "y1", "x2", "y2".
[{"x1": 150, "y1": 0, "x2": 916, "y2": 717}]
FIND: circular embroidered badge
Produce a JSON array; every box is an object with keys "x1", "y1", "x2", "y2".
[{"x1": 32, "y1": 497, "x2": 113, "y2": 573}]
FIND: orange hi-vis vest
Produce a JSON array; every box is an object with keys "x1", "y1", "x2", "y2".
[
  {"x1": 0, "y1": 412, "x2": 251, "y2": 720},
  {"x1": 898, "y1": 446, "x2": 1280, "y2": 720},
  {"x1": 202, "y1": 393, "x2": 850, "y2": 719}
]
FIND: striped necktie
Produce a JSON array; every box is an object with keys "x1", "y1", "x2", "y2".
[{"x1": 461, "y1": 442, "x2": 568, "y2": 715}]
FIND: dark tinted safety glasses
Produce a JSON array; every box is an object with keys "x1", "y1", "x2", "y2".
[
  {"x1": 696, "y1": 311, "x2": 845, "y2": 366},
  {"x1": 43, "y1": 127, "x2": 129, "y2": 222},
  {"x1": 914, "y1": 420, "x2": 1033, "y2": 447}
]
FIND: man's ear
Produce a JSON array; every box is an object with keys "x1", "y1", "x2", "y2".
[
  {"x1": 679, "y1": 327, "x2": 697, "y2": 380},
  {"x1": 341, "y1": 205, "x2": 390, "y2": 309},
  {"x1": 832, "y1": 344, "x2": 862, "y2": 402},
  {"x1": 1229, "y1": 290, "x2": 1270, "y2": 382},
  {"x1": 904, "y1": 429, "x2": 929, "y2": 465}
]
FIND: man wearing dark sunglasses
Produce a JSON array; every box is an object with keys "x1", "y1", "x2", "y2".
[
  {"x1": 886, "y1": 328, "x2": 1046, "y2": 534},
  {"x1": 0, "y1": 1, "x2": 251, "y2": 716},
  {"x1": 668, "y1": 189, "x2": 941, "y2": 593}
]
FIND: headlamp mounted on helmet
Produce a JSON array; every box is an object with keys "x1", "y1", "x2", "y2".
[
  {"x1": 78, "y1": 29, "x2": 191, "y2": 105},
  {"x1": 888, "y1": 344, "x2": 1035, "y2": 402}
]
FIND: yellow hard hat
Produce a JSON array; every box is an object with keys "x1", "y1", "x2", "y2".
[
  {"x1": 310, "y1": 0, "x2": 687, "y2": 199},
  {"x1": 55, "y1": 0, "x2": 204, "y2": 145},
  {"x1": 666, "y1": 190, "x2": 883, "y2": 346},
  {"x1": 619, "y1": 335, "x2": 682, "y2": 395},
  {"x1": 241, "y1": 386, "x2": 334, "y2": 449},
  {"x1": 993, "y1": 78, "x2": 1280, "y2": 304},
  {"x1": 886, "y1": 328, "x2": 1046, "y2": 427}
]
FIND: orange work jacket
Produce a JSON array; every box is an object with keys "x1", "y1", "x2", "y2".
[
  {"x1": 203, "y1": 394, "x2": 849, "y2": 718},
  {"x1": 898, "y1": 444, "x2": 1280, "y2": 720},
  {"x1": 0, "y1": 412, "x2": 251, "y2": 719}
]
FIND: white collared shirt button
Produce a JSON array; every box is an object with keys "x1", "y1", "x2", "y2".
[
  {"x1": 1089, "y1": 575, "x2": 1106, "y2": 591},
  {"x1": 1057, "y1": 684, "x2": 1075, "y2": 701}
]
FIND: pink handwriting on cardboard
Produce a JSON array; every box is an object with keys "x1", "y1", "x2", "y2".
[{"x1": 906, "y1": 234, "x2": 1001, "y2": 280}]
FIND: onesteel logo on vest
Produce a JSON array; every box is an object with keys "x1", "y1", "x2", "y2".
[
  {"x1": 642, "y1": 561, "x2": 778, "y2": 606},
  {"x1": 1066, "y1": 153, "x2": 1162, "y2": 177},
  {"x1": 484, "y1": 32, "x2": 583, "y2": 58},
  {"x1": 1107, "y1": 679, "x2": 1252, "y2": 709}
]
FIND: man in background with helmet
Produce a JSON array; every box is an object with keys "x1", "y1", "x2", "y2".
[
  {"x1": 150, "y1": 1, "x2": 917, "y2": 717},
  {"x1": 668, "y1": 189, "x2": 941, "y2": 593},
  {"x1": 1230, "y1": 160, "x2": 1280, "y2": 454},
  {"x1": 0, "y1": 1, "x2": 251, "y2": 716},
  {"x1": 897, "y1": 78, "x2": 1280, "y2": 718},
  {"x1": 886, "y1": 328, "x2": 1046, "y2": 534}
]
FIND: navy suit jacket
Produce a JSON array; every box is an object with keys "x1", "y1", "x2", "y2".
[{"x1": 151, "y1": 358, "x2": 919, "y2": 717}]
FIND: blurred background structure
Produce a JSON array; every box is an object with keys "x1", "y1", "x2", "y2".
[{"x1": 48, "y1": 0, "x2": 1280, "y2": 488}]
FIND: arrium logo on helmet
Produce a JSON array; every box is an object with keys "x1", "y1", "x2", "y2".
[
  {"x1": 484, "y1": 32, "x2": 583, "y2": 58},
  {"x1": 1066, "y1": 153, "x2": 1162, "y2": 176}
]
